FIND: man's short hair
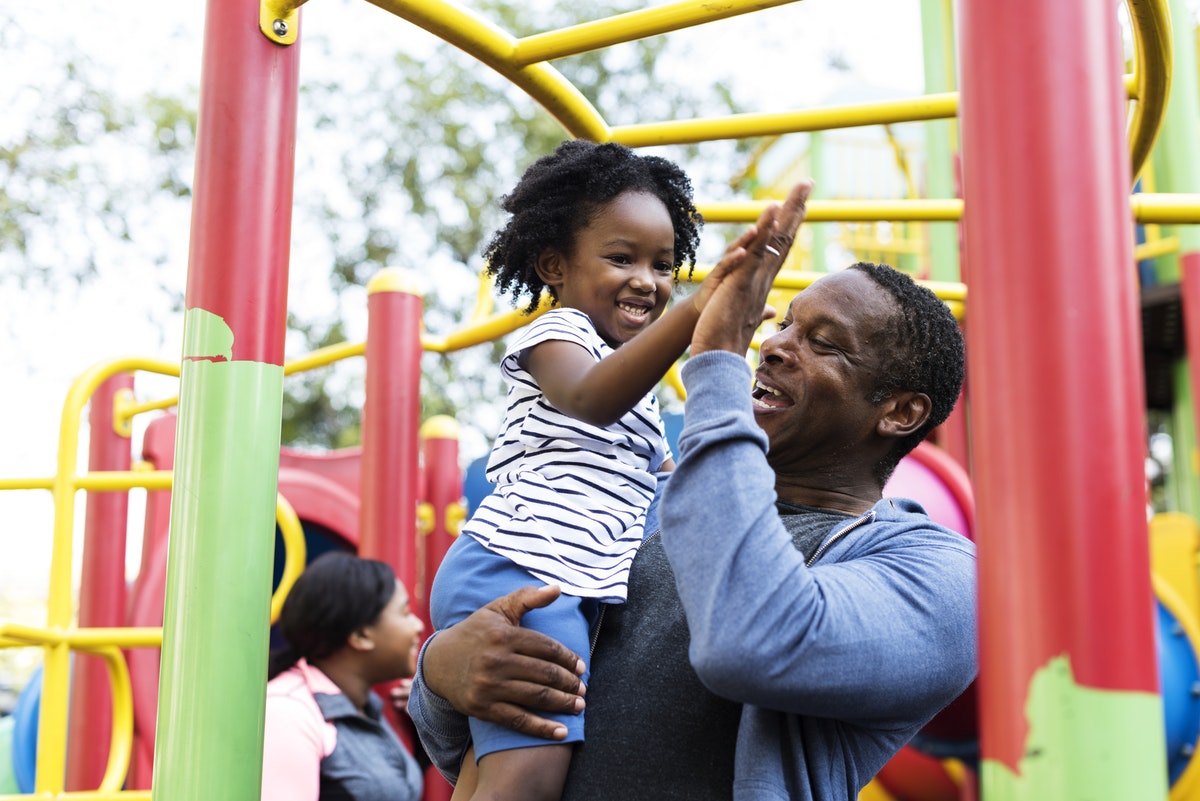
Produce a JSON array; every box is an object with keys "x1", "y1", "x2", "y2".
[{"x1": 850, "y1": 261, "x2": 965, "y2": 482}]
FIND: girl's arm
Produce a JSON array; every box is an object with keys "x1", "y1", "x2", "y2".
[{"x1": 529, "y1": 216, "x2": 778, "y2": 427}]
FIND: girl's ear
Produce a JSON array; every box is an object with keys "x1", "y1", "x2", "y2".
[
  {"x1": 534, "y1": 248, "x2": 567, "y2": 289},
  {"x1": 347, "y1": 627, "x2": 375, "y2": 653},
  {"x1": 876, "y1": 391, "x2": 931, "y2": 439}
]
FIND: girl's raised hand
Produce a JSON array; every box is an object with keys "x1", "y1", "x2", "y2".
[{"x1": 691, "y1": 180, "x2": 814, "y2": 356}]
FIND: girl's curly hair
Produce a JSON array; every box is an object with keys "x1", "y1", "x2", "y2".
[{"x1": 483, "y1": 140, "x2": 703, "y2": 313}]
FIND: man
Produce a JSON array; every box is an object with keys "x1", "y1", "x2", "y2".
[{"x1": 408, "y1": 181, "x2": 977, "y2": 800}]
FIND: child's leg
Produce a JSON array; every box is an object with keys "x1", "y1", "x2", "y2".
[
  {"x1": 431, "y1": 535, "x2": 596, "y2": 801},
  {"x1": 462, "y1": 593, "x2": 594, "y2": 801},
  {"x1": 471, "y1": 743, "x2": 572, "y2": 801},
  {"x1": 450, "y1": 745, "x2": 478, "y2": 801}
]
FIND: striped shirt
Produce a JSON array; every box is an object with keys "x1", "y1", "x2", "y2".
[{"x1": 461, "y1": 308, "x2": 672, "y2": 602}]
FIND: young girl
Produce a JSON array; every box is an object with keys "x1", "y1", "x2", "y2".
[{"x1": 428, "y1": 139, "x2": 782, "y2": 801}]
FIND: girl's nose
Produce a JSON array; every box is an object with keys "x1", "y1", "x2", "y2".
[{"x1": 629, "y1": 263, "x2": 656, "y2": 291}]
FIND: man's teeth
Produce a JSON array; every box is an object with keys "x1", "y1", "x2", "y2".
[{"x1": 755, "y1": 380, "x2": 782, "y2": 397}]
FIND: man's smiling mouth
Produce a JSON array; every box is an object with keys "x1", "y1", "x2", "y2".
[{"x1": 752, "y1": 379, "x2": 792, "y2": 410}]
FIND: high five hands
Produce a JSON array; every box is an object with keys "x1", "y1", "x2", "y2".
[{"x1": 691, "y1": 179, "x2": 814, "y2": 356}]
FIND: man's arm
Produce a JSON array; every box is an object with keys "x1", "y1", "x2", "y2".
[
  {"x1": 689, "y1": 179, "x2": 812, "y2": 358},
  {"x1": 407, "y1": 585, "x2": 586, "y2": 781},
  {"x1": 660, "y1": 352, "x2": 976, "y2": 721}
]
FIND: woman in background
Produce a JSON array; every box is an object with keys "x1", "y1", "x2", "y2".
[{"x1": 261, "y1": 551, "x2": 425, "y2": 801}]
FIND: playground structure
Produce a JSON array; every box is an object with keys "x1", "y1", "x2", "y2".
[{"x1": 5, "y1": 0, "x2": 1200, "y2": 799}]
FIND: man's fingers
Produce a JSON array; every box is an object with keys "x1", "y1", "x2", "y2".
[
  {"x1": 489, "y1": 583, "x2": 562, "y2": 624},
  {"x1": 463, "y1": 667, "x2": 583, "y2": 711},
  {"x1": 493, "y1": 704, "x2": 572, "y2": 741},
  {"x1": 769, "y1": 179, "x2": 814, "y2": 254},
  {"x1": 486, "y1": 585, "x2": 585, "y2": 676}
]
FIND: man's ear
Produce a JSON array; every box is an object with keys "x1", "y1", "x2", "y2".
[
  {"x1": 877, "y1": 391, "x2": 931, "y2": 439},
  {"x1": 534, "y1": 248, "x2": 566, "y2": 289}
]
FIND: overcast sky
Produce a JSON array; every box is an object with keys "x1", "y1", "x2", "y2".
[{"x1": 0, "y1": 0, "x2": 932, "y2": 607}]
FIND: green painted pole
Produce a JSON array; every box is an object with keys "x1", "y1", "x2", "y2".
[
  {"x1": 152, "y1": 0, "x2": 300, "y2": 798},
  {"x1": 920, "y1": 0, "x2": 961, "y2": 282},
  {"x1": 1154, "y1": 0, "x2": 1200, "y2": 516},
  {"x1": 809, "y1": 131, "x2": 829, "y2": 272}
]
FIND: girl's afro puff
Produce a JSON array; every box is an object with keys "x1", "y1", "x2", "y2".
[{"x1": 483, "y1": 140, "x2": 703, "y2": 314}]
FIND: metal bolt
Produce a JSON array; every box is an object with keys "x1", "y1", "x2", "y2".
[
  {"x1": 272, "y1": 18, "x2": 288, "y2": 36},
  {"x1": 1192, "y1": 682, "x2": 1200, "y2": 698},
  {"x1": 1183, "y1": 743, "x2": 1196, "y2": 757}
]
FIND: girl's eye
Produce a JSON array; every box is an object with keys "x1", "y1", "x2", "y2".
[
  {"x1": 654, "y1": 262, "x2": 673, "y2": 274},
  {"x1": 777, "y1": 319, "x2": 792, "y2": 331},
  {"x1": 608, "y1": 254, "x2": 632, "y2": 265}
]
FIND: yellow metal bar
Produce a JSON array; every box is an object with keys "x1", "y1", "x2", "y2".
[
  {"x1": 140, "y1": 340, "x2": 366, "y2": 416},
  {"x1": 30, "y1": 356, "x2": 181, "y2": 792},
  {"x1": 0, "y1": 623, "x2": 61, "y2": 647},
  {"x1": 1134, "y1": 235, "x2": 1179, "y2": 262},
  {"x1": 284, "y1": 339, "x2": 365, "y2": 375},
  {"x1": 664, "y1": 361, "x2": 685, "y2": 402},
  {"x1": 364, "y1": 0, "x2": 610, "y2": 141},
  {"x1": 0, "y1": 624, "x2": 163, "y2": 649},
  {"x1": 684, "y1": 267, "x2": 967, "y2": 306},
  {"x1": 68, "y1": 629, "x2": 164, "y2": 649},
  {"x1": 0, "y1": 476, "x2": 55, "y2": 490},
  {"x1": 1132, "y1": 193, "x2": 1200, "y2": 223},
  {"x1": 422, "y1": 294, "x2": 554, "y2": 353},
  {"x1": 1125, "y1": 0, "x2": 1173, "y2": 181},
  {"x1": 111, "y1": 388, "x2": 136, "y2": 438},
  {"x1": 612, "y1": 93, "x2": 960, "y2": 147},
  {"x1": 260, "y1": 0, "x2": 308, "y2": 45},
  {"x1": 75, "y1": 470, "x2": 173, "y2": 492},
  {"x1": 95, "y1": 647, "x2": 134, "y2": 793},
  {"x1": 512, "y1": 0, "x2": 801, "y2": 65},
  {"x1": 698, "y1": 198, "x2": 964, "y2": 223},
  {"x1": 841, "y1": 234, "x2": 926, "y2": 256},
  {"x1": 468, "y1": 271, "x2": 498, "y2": 322},
  {"x1": 271, "y1": 493, "x2": 307, "y2": 623},
  {"x1": 113, "y1": 389, "x2": 177, "y2": 434}
]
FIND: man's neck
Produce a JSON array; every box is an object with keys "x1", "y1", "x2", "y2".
[{"x1": 774, "y1": 478, "x2": 880, "y2": 517}]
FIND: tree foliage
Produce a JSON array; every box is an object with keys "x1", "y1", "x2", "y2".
[{"x1": 3, "y1": 0, "x2": 750, "y2": 457}]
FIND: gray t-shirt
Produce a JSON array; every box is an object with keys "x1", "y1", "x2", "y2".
[{"x1": 560, "y1": 504, "x2": 849, "y2": 800}]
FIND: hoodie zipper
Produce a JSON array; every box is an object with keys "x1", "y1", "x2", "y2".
[
  {"x1": 589, "y1": 529, "x2": 659, "y2": 655},
  {"x1": 590, "y1": 509, "x2": 868, "y2": 654},
  {"x1": 806, "y1": 510, "x2": 875, "y2": 567}
]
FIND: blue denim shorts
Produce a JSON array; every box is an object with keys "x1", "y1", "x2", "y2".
[{"x1": 429, "y1": 533, "x2": 599, "y2": 759}]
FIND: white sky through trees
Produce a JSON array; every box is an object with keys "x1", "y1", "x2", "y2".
[{"x1": 0, "y1": 0, "x2": 931, "y2": 623}]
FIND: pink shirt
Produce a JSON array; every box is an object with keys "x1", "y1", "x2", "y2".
[{"x1": 261, "y1": 659, "x2": 339, "y2": 801}]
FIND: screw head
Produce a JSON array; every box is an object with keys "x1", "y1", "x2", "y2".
[{"x1": 272, "y1": 18, "x2": 288, "y2": 36}]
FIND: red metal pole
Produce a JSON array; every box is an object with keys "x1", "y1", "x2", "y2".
[
  {"x1": 152, "y1": 0, "x2": 299, "y2": 796},
  {"x1": 360, "y1": 269, "x2": 423, "y2": 584},
  {"x1": 65, "y1": 373, "x2": 133, "y2": 790},
  {"x1": 417, "y1": 415, "x2": 460, "y2": 801},
  {"x1": 960, "y1": 0, "x2": 1165, "y2": 796},
  {"x1": 360, "y1": 269, "x2": 424, "y2": 752},
  {"x1": 419, "y1": 416, "x2": 461, "y2": 629}
]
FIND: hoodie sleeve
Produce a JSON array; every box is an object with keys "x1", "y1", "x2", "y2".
[
  {"x1": 659, "y1": 351, "x2": 977, "y2": 725},
  {"x1": 406, "y1": 635, "x2": 468, "y2": 785}
]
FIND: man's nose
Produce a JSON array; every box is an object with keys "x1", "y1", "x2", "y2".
[{"x1": 759, "y1": 332, "x2": 794, "y2": 364}]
